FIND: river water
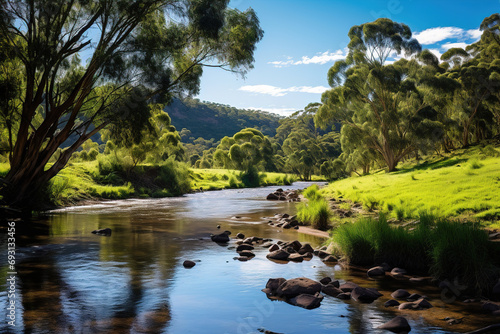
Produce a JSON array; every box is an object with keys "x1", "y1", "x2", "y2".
[{"x1": 0, "y1": 183, "x2": 497, "y2": 333}]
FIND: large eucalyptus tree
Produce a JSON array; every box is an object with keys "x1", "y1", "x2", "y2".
[
  {"x1": 0, "y1": 0, "x2": 263, "y2": 209},
  {"x1": 315, "y1": 18, "x2": 443, "y2": 172}
]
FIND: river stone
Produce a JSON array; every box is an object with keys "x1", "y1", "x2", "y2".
[
  {"x1": 351, "y1": 287, "x2": 382, "y2": 303},
  {"x1": 339, "y1": 282, "x2": 359, "y2": 293},
  {"x1": 302, "y1": 252, "x2": 314, "y2": 259},
  {"x1": 182, "y1": 260, "x2": 196, "y2": 268},
  {"x1": 407, "y1": 293, "x2": 422, "y2": 301},
  {"x1": 268, "y1": 244, "x2": 280, "y2": 252},
  {"x1": 398, "y1": 302, "x2": 416, "y2": 310},
  {"x1": 320, "y1": 277, "x2": 332, "y2": 285},
  {"x1": 336, "y1": 292, "x2": 351, "y2": 300},
  {"x1": 261, "y1": 242, "x2": 273, "y2": 248},
  {"x1": 298, "y1": 243, "x2": 314, "y2": 255},
  {"x1": 238, "y1": 250, "x2": 255, "y2": 258},
  {"x1": 276, "y1": 277, "x2": 322, "y2": 298},
  {"x1": 289, "y1": 293, "x2": 323, "y2": 309},
  {"x1": 236, "y1": 233, "x2": 245, "y2": 239},
  {"x1": 263, "y1": 278, "x2": 287, "y2": 294},
  {"x1": 391, "y1": 267, "x2": 407, "y2": 276},
  {"x1": 91, "y1": 228, "x2": 112, "y2": 236},
  {"x1": 482, "y1": 302, "x2": 500, "y2": 313},
  {"x1": 377, "y1": 316, "x2": 411, "y2": 333},
  {"x1": 237, "y1": 256, "x2": 249, "y2": 262},
  {"x1": 286, "y1": 240, "x2": 302, "y2": 251},
  {"x1": 288, "y1": 253, "x2": 304, "y2": 262},
  {"x1": 266, "y1": 250, "x2": 290, "y2": 261},
  {"x1": 267, "y1": 193, "x2": 279, "y2": 200},
  {"x1": 391, "y1": 289, "x2": 411, "y2": 299},
  {"x1": 211, "y1": 232, "x2": 230, "y2": 243},
  {"x1": 380, "y1": 262, "x2": 392, "y2": 272},
  {"x1": 415, "y1": 298, "x2": 433, "y2": 309},
  {"x1": 322, "y1": 284, "x2": 343, "y2": 297},
  {"x1": 385, "y1": 300, "x2": 400, "y2": 307},
  {"x1": 367, "y1": 266, "x2": 386, "y2": 278},
  {"x1": 285, "y1": 246, "x2": 297, "y2": 254},
  {"x1": 236, "y1": 244, "x2": 254, "y2": 252},
  {"x1": 242, "y1": 237, "x2": 254, "y2": 245},
  {"x1": 316, "y1": 250, "x2": 330, "y2": 259},
  {"x1": 323, "y1": 255, "x2": 337, "y2": 263},
  {"x1": 282, "y1": 222, "x2": 292, "y2": 229},
  {"x1": 493, "y1": 280, "x2": 500, "y2": 300}
]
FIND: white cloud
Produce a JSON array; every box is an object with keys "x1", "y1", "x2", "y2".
[
  {"x1": 269, "y1": 50, "x2": 346, "y2": 67},
  {"x1": 413, "y1": 27, "x2": 465, "y2": 44},
  {"x1": 441, "y1": 42, "x2": 468, "y2": 50},
  {"x1": 248, "y1": 107, "x2": 297, "y2": 116},
  {"x1": 239, "y1": 85, "x2": 329, "y2": 97},
  {"x1": 467, "y1": 28, "x2": 482, "y2": 40}
]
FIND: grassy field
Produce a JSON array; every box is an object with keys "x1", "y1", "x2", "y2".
[
  {"x1": 321, "y1": 145, "x2": 500, "y2": 223},
  {"x1": 190, "y1": 168, "x2": 295, "y2": 190}
]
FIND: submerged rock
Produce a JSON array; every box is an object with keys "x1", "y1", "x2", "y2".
[
  {"x1": 211, "y1": 232, "x2": 230, "y2": 243},
  {"x1": 91, "y1": 228, "x2": 112, "y2": 236},
  {"x1": 351, "y1": 286, "x2": 382, "y2": 303}
]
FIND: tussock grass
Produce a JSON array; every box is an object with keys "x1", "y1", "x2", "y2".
[
  {"x1": 330, "y1": 213, "x2": 500, "y2": 294},
  {"x1": 321, "y1": 146, "x2": 500, "y2": 222},
  {"x1": 297, "y1": 185, "x2": 332, "y2": 230}
]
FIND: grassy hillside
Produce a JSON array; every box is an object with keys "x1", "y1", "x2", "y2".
[{"x1": 321, "y1": 145, "x2": 500, "y2": 223}]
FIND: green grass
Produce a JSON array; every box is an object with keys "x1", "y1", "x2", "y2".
[
  {"x1": 329, "y1": 213, "x2": 500, "y2": 294},
  {"x1": 321, "y1": 146, "x2": 500, "y2": 222},
  {"x1": 297, "y1": 185, "x2": 333, "y2": 230},
  {"x1": 190, "y1": 168, "x2": 295, "y2": 190}
]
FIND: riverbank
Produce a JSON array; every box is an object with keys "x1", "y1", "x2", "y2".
[{"x1": 320, "y1": 144, "x2": 500, "y2": 226}]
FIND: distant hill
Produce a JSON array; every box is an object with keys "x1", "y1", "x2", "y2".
[{"x1": 165, "y1": 98, "x2": 282, "y2": 141}]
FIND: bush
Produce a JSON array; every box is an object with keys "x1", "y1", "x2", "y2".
[
  {"x1": 155, "y1": 159, "x2": 191, "y2": 196},
  {"x1": 239, "y1": 165, "x2": 261, "y2": 188},
  {"x1": 297, "y1": 198, "x2": 332, "y2": 231},
  {"x1": 302, "y1": 184, "x2": 321, "y2": 201}
]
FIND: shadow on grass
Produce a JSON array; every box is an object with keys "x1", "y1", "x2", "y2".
[{"x1": 392, "y1": 157, "x2": 469, "y2": 174}]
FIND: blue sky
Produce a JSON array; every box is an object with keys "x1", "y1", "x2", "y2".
[{"x1": 196, "y1": 0, "x2": 500, "y2": 116}]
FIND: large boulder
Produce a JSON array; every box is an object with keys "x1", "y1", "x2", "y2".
[
  {"x1": 377, "y1": 316, "x2": 411, "y2": 333},
  {"x1": 289, "y1": 293, "x2": 323, "y2": 309},
  {"x1": 266, "y1": 250, "x2": 290, "y2": 261},
  {"x1": 276, "y1": 277, "x2": 322, "y2": 298},
  {"x1": 298, "y1": 243, "x2": 314, "y2": 255}
]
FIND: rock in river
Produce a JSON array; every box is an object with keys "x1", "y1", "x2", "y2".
[
  {"x1": 266, "y1": 250, "x2": 290, "y2": 261},
  {"x1": 377, "y1": 316, "x2": 411, "y2": 333},
  {"x1": 367, "y1": 266, "x2": 385, "y2": 278},
  {"x1": 289, "y1": 293, "x2": 323, "y2": 309},
  {"x1": 183, "y1": 260, "x2": 196, "y2": 268},
  {"x1": 91, "y1": 228, "x2": 112, "y2": 236},
  {"x1": 391, "y1": 289, "x2": 411, "y2": 299},
  {"x1": 276, "y1": 277, "x2": 322, "y2": 298},
  {"x1": 211, "y1": 231, "x2": 230, "y2": 243}
]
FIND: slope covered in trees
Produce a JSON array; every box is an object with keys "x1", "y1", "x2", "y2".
[{"x1": 167, "y1": 98, "x2": 281, "y2": 141}]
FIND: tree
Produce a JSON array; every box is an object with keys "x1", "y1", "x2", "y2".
[
  {"x1": 213, "y1": 128, "x2": 274, "y2": 171},
  {"x1": 0, "y1": 0, "x2": 263, "y2": 209},
  {"x1": 316, "y1": 18, "x2": 445, "y2": 172}
]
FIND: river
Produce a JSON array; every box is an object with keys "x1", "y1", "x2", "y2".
[{"x1": 0, "y1": 183, "x2": 497, "y2": 333}]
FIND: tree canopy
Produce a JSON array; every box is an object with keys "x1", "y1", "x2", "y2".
[{"x1": 0, "y1": 0, "x2": 263, "y2": 209}]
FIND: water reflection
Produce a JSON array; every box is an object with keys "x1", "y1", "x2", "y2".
[{"x1": 0, "y1": 183, "x2": 487, "y2": 333}]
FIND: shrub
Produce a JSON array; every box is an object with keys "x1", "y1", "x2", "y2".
[
  {"x1": 239, "y1": 165, "x2": 261, "y2": 188},
  {"x1": 297, "y1": 197, "x2": 332, "y2": 231},
  {"x1": 302, "y1": 184, "x2": 321, "y2": 201},
  {"x1": 155, "y1": 159, "x2": 191, "y2": 196}
]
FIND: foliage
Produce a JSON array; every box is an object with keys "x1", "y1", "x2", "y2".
[
  {"x1": 0, "y1": 0, "x2": 263, "y2": 209},
  {"x1": 297, "y1": 185, "x2": 332, "y2": 230},
  {"x1": 330, "y1": 213, "x2": 500, "y2": 293}
]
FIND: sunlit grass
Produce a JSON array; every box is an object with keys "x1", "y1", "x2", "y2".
[
  {"x1": 321, "y1": 146, "x2": 500, "y2": 222},
  {"x1": 190, "y1": 168, "x2": 296, "y2": 190}
]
